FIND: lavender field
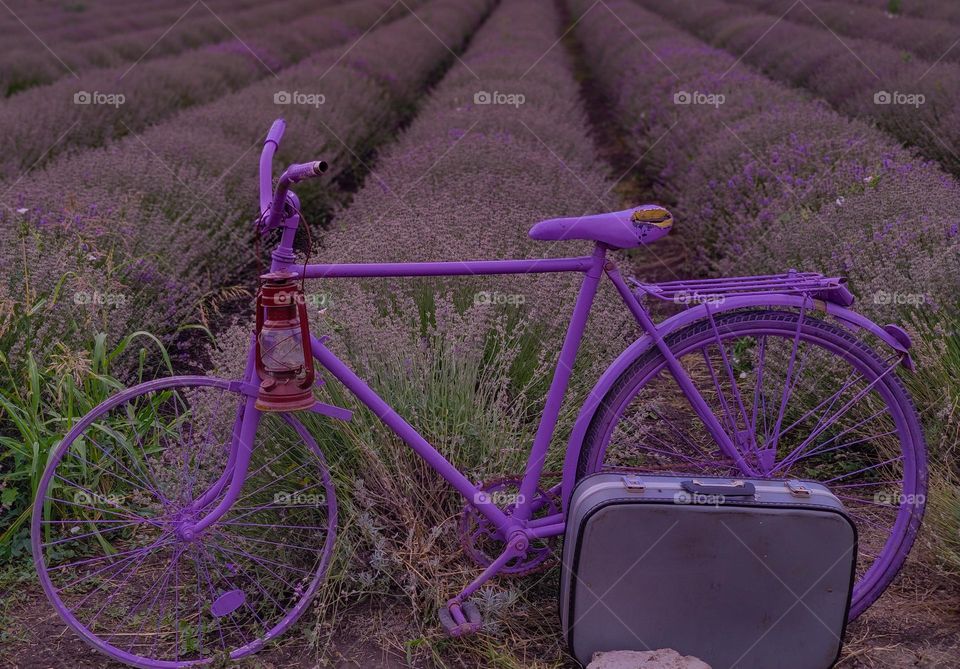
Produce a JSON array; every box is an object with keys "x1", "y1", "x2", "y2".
[{"x1": 1, "y1": 0, "x2": 958, "y2": 667}]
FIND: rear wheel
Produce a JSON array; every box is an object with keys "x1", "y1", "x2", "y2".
[
  {"x1": 32, "y1": 376, "x2": 337, "y2": 668},
  {"x1": 577, "y1": 310, "x2": 926, "y2": 620}
]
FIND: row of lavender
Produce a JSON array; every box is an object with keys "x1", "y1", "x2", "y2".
[
  {"x1": 0, "y1": 0, "x2": 262, "y2": 39},
  {"x1": 0, "y1": 0, "x2": 242, "y2": 43},
  {"x1": 568, "y1": 0, "x2": 959, "y2": 320},
  {"x1": 298, "y1": 0, "x2": 632, "y2": 383},
  {"x1": 843, "y1": 0, "x2": 960, "y2": 23},
  {"x1": 1, "y1": 0, "x2": 492, "y2": 369},
  {"x1": 728, "y1": 0, "x2": 960, "y2": 65},
  {"x1": 0, "y1": 0, "x2": 405, "y2": 179},
  {"x1": 212, "y1": 1, "x2": 630, "y2": 656},
  {"x1": 634, "y1": 0, "x2": 960, "y2": 178},
  {"x1": 0, "y1": 0, "x2": 332, "y2": 96},
  {"x1": 570, "y1": 0, "x2": 960, "y2": 573}
]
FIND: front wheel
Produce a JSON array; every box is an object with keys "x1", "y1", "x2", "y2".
[
  {"x1": 577, "y1": 310, "x2": 927, "y2": 620},
  {"x1": 32, "y1": 376, "x2": 337, "y2": 668}
]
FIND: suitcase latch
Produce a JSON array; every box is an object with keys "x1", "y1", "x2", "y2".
[
  {"x1": 786, "y1": 479, "x2": 812, "y2": 497},
  {"x1": 621, "y1": 475, "x2": 645, "y2": 492}
]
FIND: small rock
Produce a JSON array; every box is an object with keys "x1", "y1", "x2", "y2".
[{"x1": 588, "y1": 648, "x2": 712, "y2": 669}]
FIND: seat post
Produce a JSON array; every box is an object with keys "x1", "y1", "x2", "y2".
[{"x1": 514, "y1": 243, "x2": 607, "y2": 522}]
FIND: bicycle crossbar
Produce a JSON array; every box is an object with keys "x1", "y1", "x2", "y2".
[{"x1": 298, "y1": 256, "x2": 594, "y2": 279}]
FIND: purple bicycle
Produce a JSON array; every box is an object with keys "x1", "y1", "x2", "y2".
[{"x1": 33, "y1": 120, "x2": 927, "y2": 667}]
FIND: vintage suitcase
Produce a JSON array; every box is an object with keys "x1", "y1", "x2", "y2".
[{"x1": 560, "y1": 473, "x2": 857, "y2": 668}]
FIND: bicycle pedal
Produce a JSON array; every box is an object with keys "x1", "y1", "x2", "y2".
[{"x1": 438, "y1": 601, "x2": 482, "y2": 637}]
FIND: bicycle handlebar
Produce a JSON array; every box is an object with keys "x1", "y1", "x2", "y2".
[
  {"x1": 259, "y1": 119, "x2": 286, "y2": 213},
  {"x1": 264, "y1": 118, "x2": 286, "y2": 146},
  {"x1": 262, "y1": 161, "x2": 328, "y2": 232},
  {"x1": 283, "y1": 160, "x2": 329, "y2": 184},
  {"x1": 258, "y1": 117, "x2": 328, "y2": 233}
]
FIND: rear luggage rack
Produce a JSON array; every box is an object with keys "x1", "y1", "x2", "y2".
[{"x1": 631, "y1": 271, "x2": 855, "y2": 307}]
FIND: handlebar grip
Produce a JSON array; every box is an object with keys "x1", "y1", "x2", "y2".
[
  {"x1": 284, "y1": 160, "x2": 328, "y2": 184},
  {"x1": 265, "y1": 118, "x2": 286, "y2": 146}
]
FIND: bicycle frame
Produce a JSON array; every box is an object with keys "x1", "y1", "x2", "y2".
[
  {"x1": 187, "y1": 240, "x2": 752, "y2": 544},
  {"x1": 187, "y1": 119, "x2": 914, "y2": 554},
  {"x1": 31, "y1": 118, "x2": 928, "y2": 658}
]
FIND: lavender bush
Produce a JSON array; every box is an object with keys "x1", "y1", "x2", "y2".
[
  {"x1": 571, "y1": 0, "x2": 960, "y2": 321},
  {"x1": 633, "y1": 0, "x2": 960, "y2": 179},
  {"x1": 0, "y1": 0, "x2": 231, "y2": 48},
  {"x1": 728, "y1": 0, "x2": 960, "y2": 65},
  {"x1": 842, "y1": 0, "x2": 960, "y2": 23},
  {"x1": 0, "y1": 0, "x2": 321, "y2": 96},
  {"x1": 0, "y1": 0, "x2": 263, "y2": 41},
  {"x1": 570, "y1": 0, "x2": 960, "y2": 573},
  {"x1": 1, "y1": 0, "x2": 491, "y2": 371},
  {"x1": 0, "y1": 0, "x2": 410, "y2": 179}
]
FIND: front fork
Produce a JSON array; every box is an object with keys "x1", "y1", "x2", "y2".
[
  {"x1": 180, "y1": 336, "x2": 262, "y2": 539},
  {"x1": 605, "y1": 265, "x2": 758, "y2": 477}
]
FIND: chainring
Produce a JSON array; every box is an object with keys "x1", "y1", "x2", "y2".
[{"x1": 458, "y1": 476, "x2": 560, "y2": 576}]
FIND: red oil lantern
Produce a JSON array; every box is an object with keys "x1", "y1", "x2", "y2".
[{"x1": 254, "y1": 271, "x2": 316, "y2": 411}]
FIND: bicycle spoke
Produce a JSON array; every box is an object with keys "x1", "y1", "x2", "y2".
[
  {"x1": 706, "y1": 317, "x2": 753, "y2": 449},
  {"x1": 587, "y1": 311, "x2": 925, "y2": 621},
  {"x1": 36, "y1": 380, "x2": 335, "y2": 666},
  {"x1": 775, "y1": 363, "x2": 899, "y2": 473}
]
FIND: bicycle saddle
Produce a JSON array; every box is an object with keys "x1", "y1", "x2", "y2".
[{"x1": 528, "y1": 204, "x2": 673, "y2": 249}]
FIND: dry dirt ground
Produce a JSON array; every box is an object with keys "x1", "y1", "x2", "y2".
[{"x1": 1, "y1": 550, "x2": 958, "y2": 668}]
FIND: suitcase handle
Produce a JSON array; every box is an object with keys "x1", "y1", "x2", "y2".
[{"x1": 681, "y1": 479, "x2": 756, "y2": 497}]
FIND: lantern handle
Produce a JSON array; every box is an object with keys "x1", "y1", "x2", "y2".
[
  {"x1": 253, "y1": 287, "x2": 268, "y2": 384},
  {"x1": 296, "y1": 296, "x2": 316, "y2": 389}
]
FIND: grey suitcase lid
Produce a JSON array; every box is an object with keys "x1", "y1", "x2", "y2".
[{"x1": 561, "y1": 473, "x2": 857, "y2": 668}]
